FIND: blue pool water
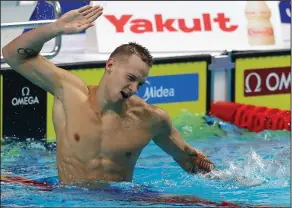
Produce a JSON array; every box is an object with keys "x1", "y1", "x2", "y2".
[{"x1": 1, "y1": 113, "x2": 290, "y2": 207}]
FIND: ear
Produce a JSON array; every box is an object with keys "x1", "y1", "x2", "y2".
[{"x1": 105, "y1": 57, "x2": 115, "y2": 74}]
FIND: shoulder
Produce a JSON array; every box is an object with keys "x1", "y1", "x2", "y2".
[
  {"x1": 149, "y1": 105, "x2": 172, "y2": 129},
  {"x1": 128, "y1": 96, "x2": 171, "y2": 128}
]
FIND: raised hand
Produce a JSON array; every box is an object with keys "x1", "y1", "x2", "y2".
[{"x1": 56, "y1": 5, "x2": 103, "y2": 34}]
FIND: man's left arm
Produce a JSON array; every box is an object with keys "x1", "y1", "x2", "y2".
[{"x1": 152, "y1": 108, "x2": 216, "y2": 174}]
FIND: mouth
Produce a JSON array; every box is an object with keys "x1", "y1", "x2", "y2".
[{"x1": 120, "y1": 91, "x2": 129, "y2": 99}]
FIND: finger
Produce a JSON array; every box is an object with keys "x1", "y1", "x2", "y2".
[
  {"x1": 205, "y1": 161, "x2": 215, "y2": 172},
  {"x1": 78, "y1": 5, "x2": 91, "y2": 13},
  {"x1": 85, "y1": 6, "x2": 103, "y2": 19},
  {"x1": 78, "y1": 23, "x2": 94, "y2": 32},
  {"x1": 199, "y1": 160, "x2": 213, "y2": 172},
  {"x1": 201, "y1": 161, "x2": 208, "y2": 170},
  {"x1": 86, "y1": 11, "x2": 103, "y2": 23},
  {"x1": 82, "y1": 6, "x2": 97, "y2": 16}
]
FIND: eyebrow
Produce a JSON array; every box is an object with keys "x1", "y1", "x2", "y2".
[{"x1": 129, "y1": 73, "x2": 145, "y2": 84}]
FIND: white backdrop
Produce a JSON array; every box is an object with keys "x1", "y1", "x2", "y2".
[{"x1": 86, "y1": 1, "x2": 290, "y2": 54}]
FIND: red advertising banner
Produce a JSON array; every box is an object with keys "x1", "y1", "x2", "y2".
[{"x1": 244, "y1": 67, "x2": 290, "y2": 96}]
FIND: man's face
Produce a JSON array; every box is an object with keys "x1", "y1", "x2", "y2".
[{"x1": 105, "y1": 54, "x2": 150, "y2": 103}]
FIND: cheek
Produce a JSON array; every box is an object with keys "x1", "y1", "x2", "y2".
[{"x1": 118, "y1": 76, "x2": 126, "y2": 86}]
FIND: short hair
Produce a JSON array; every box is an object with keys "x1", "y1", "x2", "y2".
[{"x1": 109, "y1": 42, "x2": 153, "y2": 67}]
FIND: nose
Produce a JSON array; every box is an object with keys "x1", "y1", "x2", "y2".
[{"x1": 129, "y1": 82, "x2": 139, "y2": 94}]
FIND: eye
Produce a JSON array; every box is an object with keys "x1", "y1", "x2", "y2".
[
  {"x1": 138, "y1": 83, "x2": 144, "y2": 87},
  {"x1": 127, "y1": 75, "x2": 135, "y2": 81}
]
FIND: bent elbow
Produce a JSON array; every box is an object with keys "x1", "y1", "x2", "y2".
[
  {"x1": 2, "y1": 45, "x2": 10, "y2": 60},
  {"x1": 2, "y1": 45, "x2": 17, "y2": 66}
]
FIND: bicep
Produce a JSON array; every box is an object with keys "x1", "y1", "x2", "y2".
[
  {"x1": 153, "y1": 127, "x2": 193, "y2": 161},
  {"x1": 5, "y1": 55, "x2": 86, "y2": 99}
]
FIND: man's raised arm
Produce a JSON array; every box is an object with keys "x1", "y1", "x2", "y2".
[{"x1": 2, "y1": 5, "x2": 103, "y2": 98}]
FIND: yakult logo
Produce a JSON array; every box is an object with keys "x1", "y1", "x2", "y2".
[
  {"x1": 137, "y1": 74, "x2": 199, "y2": 104},
  {"x1": 142, "y1": 80, "x2": 175, "y2": 101},
  {"x1": 104, "y1": 13, "x2": 238, "y2": 34},
  {"x1": 11, "y1": 86, "x2": 40, "y2": 106},
  {"x1": 244, "y1": 67, "x2": 290, "y2": 97}
]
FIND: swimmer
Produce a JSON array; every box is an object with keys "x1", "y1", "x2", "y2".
[{"x1": 2, "y1": 4, "x2": 215, "y2": 187}]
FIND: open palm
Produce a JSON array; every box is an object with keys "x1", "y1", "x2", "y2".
[{"x1": 57, "y1": 5, "x2": 103, "y2": 34}]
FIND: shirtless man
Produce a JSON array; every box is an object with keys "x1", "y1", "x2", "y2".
[{"x1": 2, "y1": 4, "x2": 215, "y2": 187}]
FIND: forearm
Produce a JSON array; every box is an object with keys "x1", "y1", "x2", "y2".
[
  {"x1": 174, "y1": 149, "x2": 198, "y2": 174},
  {"x1": 175, "y1": 147, "x2": 215, "y2": 174},
  {"x1": 3, "y1": 22, "x2": 63, "y2": 61},
  {"x1": 154, "y1": 108, "x2": 215, "y2": 174}
]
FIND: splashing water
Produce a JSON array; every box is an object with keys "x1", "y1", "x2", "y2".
[{"x1": 205, "y1": 147, "x2": 289, "y2": 187}]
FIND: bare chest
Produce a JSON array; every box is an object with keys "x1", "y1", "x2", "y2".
[{"x1": 58, "y1": 100, "x2": 152, "y2": 163}]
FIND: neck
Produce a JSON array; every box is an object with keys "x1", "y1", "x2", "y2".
[{"x1": 93, "y1": 80, "x2": 126, "y2": 115}]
